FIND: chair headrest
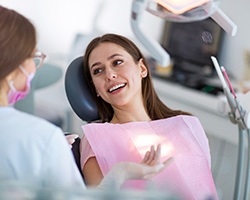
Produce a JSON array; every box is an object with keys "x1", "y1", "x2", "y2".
[{"x1": 65, "y1": 56, "x2": 99, "y2": 122}]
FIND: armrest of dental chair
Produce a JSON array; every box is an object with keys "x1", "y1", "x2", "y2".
[
  {"x1": 64, "y1": 56, "x2": 99, "y2": 122},
  {"x1": 64, "y1": 132, "x2": 84, "y2": 182}
]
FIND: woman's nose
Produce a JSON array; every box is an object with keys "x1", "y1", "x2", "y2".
[{"x1": 105, "y1": 68, "x2": 117, "y2": 81}]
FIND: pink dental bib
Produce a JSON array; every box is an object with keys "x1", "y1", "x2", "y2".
[{"x1": 82, "y1": 115, "x2": 218, "y2": 200}]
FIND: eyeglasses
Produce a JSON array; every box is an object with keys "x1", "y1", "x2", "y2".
[{"x1": 33, "y1": 51, "x2": 46, "y2": 69}]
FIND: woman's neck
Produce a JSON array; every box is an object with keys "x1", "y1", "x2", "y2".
[{"x1": 110, "y1": 105, "x2": 151, "y2": 124}]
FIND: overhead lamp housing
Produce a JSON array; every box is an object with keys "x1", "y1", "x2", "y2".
[{"x1": 131, "y1": 0, "x2": 237, "y2": 67}]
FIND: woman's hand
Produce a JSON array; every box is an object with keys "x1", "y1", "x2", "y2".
[
  {"x1": 141, "y1": 144, "x2": 161, "y2": 166},
  {"x1": 123, "y1": 144, "x2": 174, "y2": 180},
  {"x1": 65, "y1": 134, "x2": 79, "y2": 148},
  {"x1": 98, "y1": 144, "x2": 174, "y2": 190}
]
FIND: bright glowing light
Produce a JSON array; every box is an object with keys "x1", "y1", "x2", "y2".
[
  {"x1": 132, "y1": 134, "x2": 174, "y2": 157},
  {"x1": 156, "y1": 0, "x2": 209, "y2": 14}
]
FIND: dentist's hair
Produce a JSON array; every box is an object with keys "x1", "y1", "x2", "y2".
[
  {"x1": 83, "y1": 33, "x2": 191, "y2": 122},
  {"x1": 0, "y1": 6, "x2": 36, "y2": 80}
]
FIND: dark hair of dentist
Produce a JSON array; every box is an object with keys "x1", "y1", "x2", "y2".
[
  {"x1": 83, "y1": 34, "x2": 191, "y2": 122},
  {"x1": 0, "y1": 6, "x2": 170, "y2": 190},
  {"x1": 0, "y1": 7, "x2": 36, "y2": 80}
]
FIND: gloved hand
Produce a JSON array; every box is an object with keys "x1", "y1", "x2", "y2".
[
  {"x1": 65, "y1": 134, "x2": 79, "y2": 148},
  {"x1": 97, "y1": 144, "x2": 174, "y2": 190}
]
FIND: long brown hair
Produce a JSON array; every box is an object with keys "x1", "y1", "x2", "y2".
[
  {"x1": 0, "y1": 6, "x2": 36, "y2": 81},
  {"x1": 83, "y1": 33, "x2": 191, "y2": 122}
]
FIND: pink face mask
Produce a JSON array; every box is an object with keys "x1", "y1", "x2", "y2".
[{"x1": 7, "y1": 66, "x2": 35, "y2": 105}]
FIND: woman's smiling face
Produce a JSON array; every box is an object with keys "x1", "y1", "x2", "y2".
[{"x1": 88, "y1": 42, "x2": 147, "y2": 108}]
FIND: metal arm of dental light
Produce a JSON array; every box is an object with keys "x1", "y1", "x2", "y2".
[
  {"x1": 131, "y1": 0, "x2": 170, "y2": 67},
  {"x1": 210, "y1": 7, "x2": 237, "y2": 37},
  {"x1": 131, "y1": 0, "x2": 237, "y2": 67}
]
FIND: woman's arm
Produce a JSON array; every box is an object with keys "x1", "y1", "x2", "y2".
[
  {"x1": 83, "y1": 144, "x2": 173, "y2": 188},
  {"x1": 97, "y1": 145, "x2": 174, "y2": 190},
  {"x1": 83, "y1": 157, "x2": 103, "y2": 186}
]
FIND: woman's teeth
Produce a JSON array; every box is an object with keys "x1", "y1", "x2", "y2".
[{"x1": 109, "y1": 83, "x2": 125, "y2": 92}]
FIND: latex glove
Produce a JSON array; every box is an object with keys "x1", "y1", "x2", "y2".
[
  {"x1": 97, "y1": 144, "x2": 174, "y2": 190},
  {"x1": 65, "y1": 134, "x2": 79, "y2": 148}
]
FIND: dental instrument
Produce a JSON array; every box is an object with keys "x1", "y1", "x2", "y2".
[{"x1": 211, "y1": 56, "x2": 250, "y2": 200}]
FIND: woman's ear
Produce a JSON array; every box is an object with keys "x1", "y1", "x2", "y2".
[
  {"x1": 139, "y1": 58, "x2": 148, "y2": 78},
  {"x1": 5, "y1": 68, "x2": 18, "y2": 82},
  {"x1": 96, "y1": 91, "x2": 100, "y2": 97}
]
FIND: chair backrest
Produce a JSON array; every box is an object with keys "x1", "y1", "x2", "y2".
[
  {"x1": 64, "y1": 56, "x2": 99, "y2": 122},
  {"x1": 65, "y1": 57, "x2": 100, "y2": 182}
]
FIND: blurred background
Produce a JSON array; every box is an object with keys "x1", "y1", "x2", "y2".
[{"x1": 1, "y1": 0, "x2": 250, "y2": 199}]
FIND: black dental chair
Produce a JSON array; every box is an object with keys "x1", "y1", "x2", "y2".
[
  {"x1": 65, "y1": 56, "x2": 99, "y2": 122},
  {"x1": 64, "y1": 56, "x2": 100, "y2": 180}
]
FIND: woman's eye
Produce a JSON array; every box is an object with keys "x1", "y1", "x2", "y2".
[
  {"x1": 113, "y1": 60, "x2": 123, "y2": 66},
  {"x1": 93, "y1": 68, "x2": 102, "y2": 75}
]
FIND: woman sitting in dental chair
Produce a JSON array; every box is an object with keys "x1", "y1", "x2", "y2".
[
  {"x1": 0, "y1": 6, "x2": 172, "y2": 192},
  {"x1": 77, "y1": 33, "x2": 219, "y2": 200}
]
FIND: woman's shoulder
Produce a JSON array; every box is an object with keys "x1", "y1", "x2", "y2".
[
  {"x1": 19, "y1": 109, "x2": 59, "y2": 127},
  {"x1": 151, "y1": 115, "x2": 202, "y2": 129},
  {"x1": 157, "y1": 114, "x2": 198, "y2": 123},
  {"x1": 0, "y1": 108, "x2": 65, "y2": 154},
  {"x1": 177, "y1": 114, "x2": 199, "y2": 121},
  {"x1": 6, "y1": 107, "x2": 63, "y2": 137}
]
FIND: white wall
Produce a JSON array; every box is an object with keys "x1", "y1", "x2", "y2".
[
  {"x1": 0, "y1": 0, "x2": 163, "y2": 60},
  {"x1": 219, "y1": 0, "x2": 250, "y2": 80}
]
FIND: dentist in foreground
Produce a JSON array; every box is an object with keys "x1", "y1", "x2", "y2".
[{"x1": 0, "y1": 5, "x2": 172, "y2": 191}]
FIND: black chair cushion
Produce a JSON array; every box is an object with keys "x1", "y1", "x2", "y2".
[{"x1": 64, "y1": 56, "x2": 99, "y2": 122}]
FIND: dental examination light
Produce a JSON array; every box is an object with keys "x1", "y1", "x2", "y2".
[{"x1": 131, "y1": 0, "x2": 237, "y2": 67}]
